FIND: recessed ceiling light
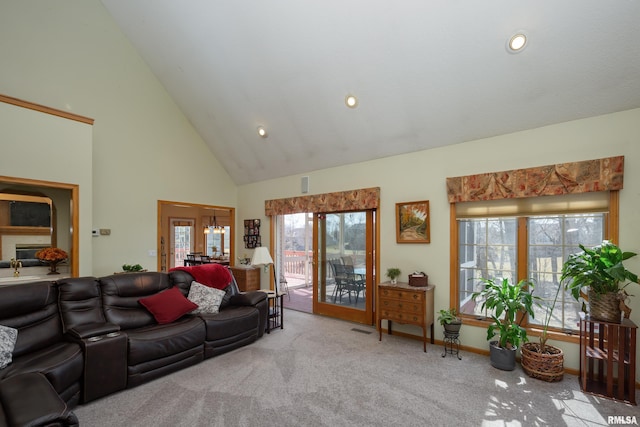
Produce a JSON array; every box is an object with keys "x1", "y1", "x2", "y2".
[
  {"x1": 257, "y1": 126, "x2": 268, "y2": 138},
  {"x1": 508, "y1": 33, "x2": 527, "y2": 53},
  {"x1": 345, "y1": 94, "x2": 358, "y2": 108}
]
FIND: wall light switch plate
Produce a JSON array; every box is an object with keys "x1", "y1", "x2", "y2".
[
  {"x1": 92, "y1": 229, "x2": 99, "y2": 237},
  {"x1": 148, "y1": 250, "x2": 157, "y2": 257}
]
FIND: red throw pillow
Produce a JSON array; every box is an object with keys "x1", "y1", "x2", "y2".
[{"x1": 139, "y1": 287, "x2": 198, "y2": 324}]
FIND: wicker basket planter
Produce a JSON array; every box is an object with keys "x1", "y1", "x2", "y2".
[
  {"x1": 588, "y1": 290, "x2": 622, "y2": 323},
  {"x1": 521, "y1": 342, "x2": 564, "y2": 382}
]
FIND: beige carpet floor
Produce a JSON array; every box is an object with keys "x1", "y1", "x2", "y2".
[{"x1": 73, "y1": 310, "x2": 638, "y2": 426}]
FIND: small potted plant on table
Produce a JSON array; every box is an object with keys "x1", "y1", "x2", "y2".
[
  {"x1": 472, "y1": 277, "x2": 537, "y2": 371},
  {"x1": 437, "y1": 308, "x2": 462, "y2": 334},
  {"x1": 386, "y1": 268, "x2": 401, "y2": 284}
]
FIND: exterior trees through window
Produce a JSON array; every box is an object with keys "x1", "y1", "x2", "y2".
[{"x1": 457, "y1": 212, "x2": 607, "y2": 332}]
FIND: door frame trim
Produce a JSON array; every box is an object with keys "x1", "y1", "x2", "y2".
[
  {"x1": 312, "y1": 210, "x2": 377, "y2": 324},
  {"x1": 157, "y1": 200, "x2": 235, "y2": 272}
]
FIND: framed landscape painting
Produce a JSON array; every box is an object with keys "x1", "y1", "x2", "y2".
[{"x1": 396, "y1": 200, "x2": 430, "y2": 243}]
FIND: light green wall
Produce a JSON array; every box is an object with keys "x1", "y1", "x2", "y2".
[
  {"x1": 238, "y1": 108, "x2": 640, "y2": 377},
  {"x1": 0, "y1": 1, "x2": 237, "y2": 276},
  {"x1": 0, "y1": 102, "x2": 93, "y2": 276}
]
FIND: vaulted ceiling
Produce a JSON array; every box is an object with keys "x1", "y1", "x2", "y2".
[{"x1": 101, "y1": 1, "x2": 640, "y2": 185}]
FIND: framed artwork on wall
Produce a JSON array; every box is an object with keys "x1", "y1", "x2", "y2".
[
  {"x1": 396, "y1": 200, "x2": 430, "y2": 243},
  {"x1": 244, "y1": 219, "x2": 261, "y2": 248}
]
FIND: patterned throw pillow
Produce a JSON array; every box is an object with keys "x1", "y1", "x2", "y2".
[
  {"x1": 0, "y1": 325, "x2": 18, "y2": 369},
  {"x1": 188, "y1": 281, "x2": 226, "y2": 315}
]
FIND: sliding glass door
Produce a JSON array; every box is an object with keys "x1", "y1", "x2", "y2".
[{"x1": 314, "y1": 210, "x2": 375, "y2": 324}]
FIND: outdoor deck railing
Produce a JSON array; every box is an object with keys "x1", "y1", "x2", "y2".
[{"x1": 282, "y1": 251, "x2": 364, "y2": 279}]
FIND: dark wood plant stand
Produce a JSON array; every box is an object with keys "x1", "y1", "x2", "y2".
[{"x1": 579, "y1": 315, "x2": 636, "y2": 405}]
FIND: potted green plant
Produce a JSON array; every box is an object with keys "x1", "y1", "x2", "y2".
[
  {"x1": 472, "y1": 277, "x2": 537, "y2": 371},
  {"x1": 386, "y1": 268, "x2": 401, "y2": 284},
  {"x1": 520, "y1": 282, "x2": 564, "y2": 382},
  {"x1": 437, "y1": 308, "x2": 462, "y2": 334},
  {"x1": 122, "y1": 263, "x2": 144, "y2": 273},
  {"x1": 561, "y1": 240, "x2": 638, "y2": 323}
]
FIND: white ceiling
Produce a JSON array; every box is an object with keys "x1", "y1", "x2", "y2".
[{"x1": 101, "y1": 1, "x2": 640, "y2": 185}]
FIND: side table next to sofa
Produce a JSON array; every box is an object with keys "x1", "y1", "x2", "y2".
[{"x1": 260, "y1": 290, "x2": 284, "y2": 333}]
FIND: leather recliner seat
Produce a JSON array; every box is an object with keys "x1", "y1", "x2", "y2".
[
  {"x1": 0, "y1": 281, "x2": 83, "y2": 406},
  {"x1": 170, "y1": 270, "x2": 268, "y2": 358},
  {"x1": 98, "y1": 272, "x2": 206, "y2": 387}
]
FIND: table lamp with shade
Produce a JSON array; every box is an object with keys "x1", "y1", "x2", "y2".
[{"x1": 250, "y1": 247, "x2": 278, "y2": 294}]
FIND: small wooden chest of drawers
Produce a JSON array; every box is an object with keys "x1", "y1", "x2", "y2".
[
  {"x1": 377, "y1": 282, "x2": 434, "y2": 352},
  {"x1": 230, "y1": 266, "x2": 260, "y2": 292}
]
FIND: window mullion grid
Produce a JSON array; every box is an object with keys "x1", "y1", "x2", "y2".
[
  {"x1": 453, "y1": 193, "x2": 615, "y2": 341},
  {"x1": 517, "y1": 217, "x2": 529, "y2": 327}
]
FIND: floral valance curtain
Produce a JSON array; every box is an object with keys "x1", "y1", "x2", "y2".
[
  {"x1": 265, "y1": 187, "x2": 380, "y2": 216},
  {"x1": 446, "y1": 156, "x2": 624, "y2": 203}
]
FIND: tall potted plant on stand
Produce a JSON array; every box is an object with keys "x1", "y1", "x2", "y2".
[
  {"x1": 472, "y1": 278, "x2": 537, "y2": 371},
  {"x1": 561, "y1": 240, "x2": 638, "y2": 323}
]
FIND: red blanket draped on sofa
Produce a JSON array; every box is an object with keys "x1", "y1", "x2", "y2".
[{"x1": 169, "y1": 264, "x2": 232, "y2": 290}]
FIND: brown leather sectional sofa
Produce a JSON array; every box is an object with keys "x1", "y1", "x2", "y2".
[{"x1": 0, "y1": 269, "x2": 268, "y2": 426}]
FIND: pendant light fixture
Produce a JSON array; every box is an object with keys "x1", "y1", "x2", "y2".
[{"x1": 213, "y1": 214, "x2": 224, "y2": 234}]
